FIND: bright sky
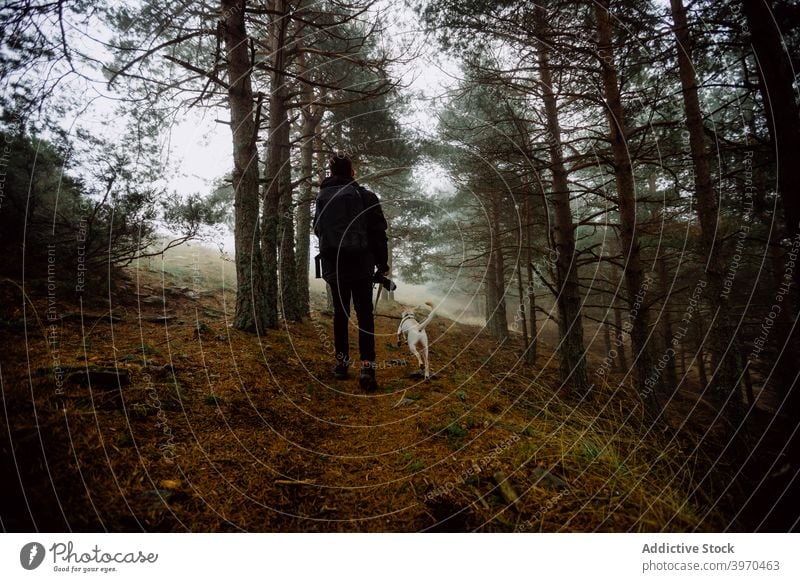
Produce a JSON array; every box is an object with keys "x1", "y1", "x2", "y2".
[
  {"x1": 163, "y1": 1, "x2": 460, "y2": 196},
  {"x1": 6, "y1": 0, "x2": 460, "y2": 237}
]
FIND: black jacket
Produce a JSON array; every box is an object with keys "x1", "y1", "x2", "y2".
[{"x1": 313, "y1": 175, "x2": 388, "y2": 282}]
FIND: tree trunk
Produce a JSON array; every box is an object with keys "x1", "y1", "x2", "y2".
[
  {"x1": 491, "y1": 198, "x2": 509, "y2": 341},
  {"x1": 295, "y1": 132, "x2": 312, "y2": 318},
  {"x1": 671, "y1": 0, "x2": 743, "y2": 421},
  {"x1": 263, "y1": 0, "x2": 302, "y2": 322},
  {"x1": 261, "y1": 135, "x2": 280, "y2": 325},
  {"x1": 650, "y1": 177, "x2": 678, "y2": 393},
  {"x1": 295, "y1": 113, "x2": 314, "y2": 318},
  {"x1": 740, "y1": 44, "x2": 800, "y2": 467},
  {"x1": 613, "y1": 295, "x2": 628, "y2": 372},
  {"x1": 278, "y1": 164, "x2": 300, "y2": 320},
  {"x1": 656, "y1": 244, "x2": 678, "y2": 392},
  {"x1": 694, "y1": 315, "x2": 709, "y2": 390},
  {"x1": 315, "y1": 134, "x2": 333, "y2": 314},
  {"x1": 525, "y1": 192, "x2": 537, "y2": 362},
  {"x1": 387, "y1": 235, "x2": 395, "y2": 302},
  {"x1": 294, "y1": 44, "x2": 319, "y2": 319},
  {"x1": 222, "y1": 0, "x2": 272, "y2": 332},
  {"x1": 485, "y1": 251, "x2": 498, "y2": 335},
  {"x1": 697, "y1": 351, "x2": 709, "y2": 391},
  {"x1": 740, "y1": 346, "x2": 755, "y2": 407},
  {"x1": 534, "y1": 2, "x2": 588, "y2": 395},
  {"x1": 516, "y1": 267, "x2": 530, "y2": 359},
  {"x1": 595, "y1": 0, "x2": 661, "y2": 420},
  {"x1": 742, "y1": 0, "x2": 800, "y2": 241},
  {"x1": 680, "y1": 342, "x2": 686, "y2": 377}
]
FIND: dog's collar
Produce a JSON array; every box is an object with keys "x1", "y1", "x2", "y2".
[{"x1": 400, "y1": 313, "x2": 416, "y2": 325}]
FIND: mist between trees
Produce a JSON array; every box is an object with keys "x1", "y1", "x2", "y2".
[
  {"x1": 2, "y1": 0, "x2": 799, "y2": 528},
  {"x1": 419, "y1": 0, "x2": 800, "y2": 437}
]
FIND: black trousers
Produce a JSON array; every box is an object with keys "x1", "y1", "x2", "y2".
[{"x1": 328, "y1": 277, "x2": 375, "y2": 364}]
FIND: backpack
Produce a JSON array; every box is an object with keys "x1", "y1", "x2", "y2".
[{"x1": 315, "y1": 183, "x2": 369, "y2": 255}]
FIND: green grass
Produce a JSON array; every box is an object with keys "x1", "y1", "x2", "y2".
[
  {"x1": 399, "y1": 451, "x2": 425, "y2": 474},
  {"x1": 579, "y1": 439, "x2": 603, "y2": 463},
  {"x1": 169, "y1": 379, "x2": 186, "y2": 401},
  {"x1": 464, "y1": 474, "x2": 480, "y2": 487},
  {"x1": 141, "y1": 343, "x2": 162, "y2": 357},
  {"x1": 444, "y1": 422, "x2": 468, "y2": 450},
  {"x1": 382, "y1": 379, "x2": 407, "y2": 392},
  {"x1": 452, "y1": 370, "x2": 472, "y2": 385}
]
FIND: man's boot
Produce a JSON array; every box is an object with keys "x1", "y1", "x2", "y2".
[{"x1": 359, "y1": 361, "x2": 378, "y2": 392}]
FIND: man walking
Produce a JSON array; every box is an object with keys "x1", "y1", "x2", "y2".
[{"x1": 313, "y1": 154, "x2": 389, "y2": 391}]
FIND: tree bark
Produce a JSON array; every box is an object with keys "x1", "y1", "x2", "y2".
[
  {"x1": 491, "y1": 197, "x2": 509, "y2": 341},
  {"x1": 485, "y1": 249, "x2": 498, "y2": 336},
  {"x1": 516, "y1": 267, "x2": 529, "y2": 358},
  {"x1": 294, "y1": 42, "x2": 320, "y2": 319},
  {"x1": 278, "y1": 159, "x2": 300, "y2": 320},
  {"x1": 650, "y1": 177, "x2": 678, "y2": 393},
  {"x1": 534, "y1": 2, "x2": 588, "y2": 395},
  {"x1": 656, "y1": 243, "x2": 678, "y2": 392},
  {"x1": 680, "y1": 342, "x2": 686, "y2": 377},
  {"x1": 315, "y1": 134, "x2": 333, "y2": 314},
  {"x1": 595, "y1": 0, "x2": 662, "y2": 420},
  {"x1": 525, "y1": 192, "x2": 537, "y2": 363},
  {"x1": 671, "y1": 0, "x2": 743, "y2": 421},
  {"x1": 483, "y1": 197, "x2": 507, "y2": 340},
  {"x1": 742, "y1": 0, "x2": 800, "y2": 241},
  {"x1": 739, "y1": 18, "x2": 800, "y2": 468},
  {"x1": 694, "y1": 315, "x2": 709, "y2": 390},
  {"x1": 222, "y1": 0, "x2": 272, "y2": 332},
  {"x1": 614, "y1": 295, "x2": 628, "y2": 372},
  {"x1": 296, "y1": 117, "x2": 313, "y2": 317},
  {"x1": 387, "y1": 235, "x2": 395, "y2": 302},
  {"x1": 740, "y1": 345, "x2": 755, "y2": 407},
  {"x1": 263, "y1": 0, "x2": 301, "y2": 322}
]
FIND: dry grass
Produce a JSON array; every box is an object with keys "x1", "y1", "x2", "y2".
[{"x1": 0, "y1": 252, "x2": 729, "y2": 532}]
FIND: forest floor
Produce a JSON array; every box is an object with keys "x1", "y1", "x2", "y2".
[{"x1": 0, "y1": 246, "x2": 733, "y2": 532}]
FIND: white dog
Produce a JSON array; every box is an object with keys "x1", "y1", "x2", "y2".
[{"x1": 397, "y1": 302, "x2": 437, "y2": 379}]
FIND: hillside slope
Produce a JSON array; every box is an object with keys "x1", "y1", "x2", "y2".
[{"x1": 0, "y1": 258, "x2": 724, "y2": 532}]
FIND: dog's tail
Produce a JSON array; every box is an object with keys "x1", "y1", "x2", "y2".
[{"x1": 417, "y1": 302, "x2": 438, "y2": 331}]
